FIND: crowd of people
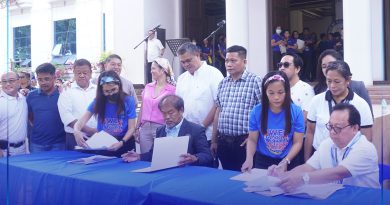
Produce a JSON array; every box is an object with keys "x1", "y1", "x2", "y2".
[
  {"x1": 0, "y1": 40, "x2": 380, "y2": 192},
  {"x1": 271, "y1": 26, "x2": 344, "y2": 83}
]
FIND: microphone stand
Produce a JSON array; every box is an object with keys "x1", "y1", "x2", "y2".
[
  {"x1": 204, "y1": 23, "x2": 225, "y2": 67},
  {"x1": 133, "y1": 24, "x2": 160, "y2": 84}
]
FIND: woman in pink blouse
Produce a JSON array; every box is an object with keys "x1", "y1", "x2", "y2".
[{"x1": 135, "y1": 58, "x2": 176, "y2": 153}]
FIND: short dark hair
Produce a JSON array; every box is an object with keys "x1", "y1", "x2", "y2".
[
  {"x1": 176, "y1": 42, "x2": 200, "y2": 56},
  {"x1": 226, "y1": 45, "x2": 247, "y2": 59},
  {"x1": 19, "y1": 71, "x2": 31, "y2": 79},
  {"x1": 158, "y1": 94, "x2": 184, "y2": 112},
  {"x1": 73, "y1": 59, "x2": 92, "y2": 69},
  {"x1": 105, "y1": 54, "x2": 122, "y2": 64},
  {"x1": 314, "y1": 49, "x2": 343, "y2": 94},
  {"x1": 282, "y1": 52, "x2": 303, "y2": 69},
  {"x1": 35, "y1": 63, "x2": 56, "y2": 75},
  {"x1": 331, "y1": 103, "x2": 361, "y2": 129},
  {"x1": 326, "y1": 60, "x2": 353, "y2": 80}
]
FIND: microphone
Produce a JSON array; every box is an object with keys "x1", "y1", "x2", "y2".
[{"x1": 217, "y1": 20, "x2": 226, "y2": 27}]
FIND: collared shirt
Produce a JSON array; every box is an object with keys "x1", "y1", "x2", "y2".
[
  {"x1": 58, "y1": 81, "x2": 97, "y2": 133},
  {"x1": 216, "y1": 70, "x2": 262, "y2": 136},
  {"x1": 307, "y1": 89, "x2": 373, "y2": 149},
  {"x1": 141, "y1": 82, "x2": 176, "y2": 125},
  {"x1": 291, "y1": 80, "x2": 314, "y2": 112},
  {"x1": 165, "y1": 118, "x2": 184, "y2": 137},
  {"x1": 27, "y1": 88, "x2": 66, "y2": 145},
  {"x1": 0, "y1": 91, "x2": 28, "y2": 143},
  {"x1": 147, "y1": 38, "x2": 164, "y2": 62},
  {"x1": 307, "y1": 132, "x2": 380, "y2": 188},
  {"x1": 176, "y1": 61, "x2": 224, "y2": 140}
]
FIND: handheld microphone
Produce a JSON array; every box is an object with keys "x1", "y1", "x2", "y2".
[{"x1": 217, "y1": 20, "x2": 226, "y2": 27}]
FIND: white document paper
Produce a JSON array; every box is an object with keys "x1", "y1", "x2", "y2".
[
  {"x1": 244, "y1": 175, "x2": 282, "y2": 192},
  {"x1": 297, "y1": 39, "x2": 305, "y2": 49},
  {"x1": 68, "y1": 155, "x2": 117, "y2": 165},
  {"x1": 285, "y1": 183, "x2": 344, "y2": 200},
  {"x1": 75, "y1": 131, "x2": 119, "y2": 150},
  {"x1": 243, "y1": 174, "x2": 344, "y2": 200},
  {"x1": 132, "y1": 136, "x2": 189, "y2": 173},
  {"x1": 230, "y1": 168, "x2": 268, "y2": 181}
]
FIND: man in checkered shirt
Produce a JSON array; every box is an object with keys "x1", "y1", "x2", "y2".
[{"x1": 211, "y1": 45, "x2": 262, "y2": 171}]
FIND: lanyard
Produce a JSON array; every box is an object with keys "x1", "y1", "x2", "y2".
[{"x1": 330, "y1": 133, "x2": 362, "y2": 183}]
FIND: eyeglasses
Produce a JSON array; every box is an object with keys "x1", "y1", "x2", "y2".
[
  {"x1": 277, "y1": 62, "x2": 292, "y2": 69},
  {"x1": 1, "y1": 78, "x2": 19, "y2": 85},
  {"x1": 325, "y1": 123, "x2": 351, "y2": 134}
]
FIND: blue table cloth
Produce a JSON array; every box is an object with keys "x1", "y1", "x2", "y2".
[{"x1": 1, "y1": 151, "x2": 389, "y2": 205}]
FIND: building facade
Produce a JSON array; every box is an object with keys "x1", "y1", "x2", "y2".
[{"x1": 0, "y1": 0, "x2": 388, "y2": 85}]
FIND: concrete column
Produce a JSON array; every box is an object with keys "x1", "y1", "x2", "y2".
[
  {"x1": 370, "y1": 0, "x2": 385, "y2": 81},
  {"x1": 290, "y1": 10, "x2": 303, "y2": 33},
  {"x1": 225, "y1": 0, "x2": 268, "y2": 77},
  {"x1": 225, "y1": 0, "x2": 249, "y2": 49},
  {"x1": 335, "y1": 0, "x2": 343, "y2": 20},
  {"x1": 247, "y1": 0, "x2": 268, "y2": 77},
  {"x1": 343, "y1": 0, "x2": 373, "y2": 85},
  {"x1": 30, "y1": 0, "x2": 53, "y2": 70}
]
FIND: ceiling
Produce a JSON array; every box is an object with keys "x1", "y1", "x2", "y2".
[
  {"x1": 204, "y1": 0, "x2": 335, "y2": 19},
  {"x1": 290, "y1": 0, "x2": 335, "y2": 19}
]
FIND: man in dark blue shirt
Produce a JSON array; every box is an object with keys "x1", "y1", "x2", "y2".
[{"x1": 27, "y1": 63, "x2": 66, "y2": 152}]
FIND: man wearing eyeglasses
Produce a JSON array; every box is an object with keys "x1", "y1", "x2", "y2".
[
  {"x1": 279, "y1": 53, "x2": 314, "y2": 122},
  {"x1": 58, "y1": 59, "x2": 97, "y2": 150},
  {"x1": 272, "y1": 103, "x2": 379, "y2": 192},
  {"x1": 279, "y1": 53, "x2": 315, "y2": 165},
  {"x1": 0, "y1": 71, "x2": 28, "y2": 157}
]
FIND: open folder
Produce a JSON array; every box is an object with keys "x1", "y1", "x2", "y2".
[
  {"x1": 75, "y1": 131, "x2": 119, "y2": 150},
  {"x1": 132, "y1": 135, "x2": 189, "y2": 173}
]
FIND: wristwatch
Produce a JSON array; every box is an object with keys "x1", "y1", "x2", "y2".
[{"x1": 302, "y1": 173, "x2": 310, "y2": 185}]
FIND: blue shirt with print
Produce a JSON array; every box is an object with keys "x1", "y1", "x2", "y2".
[
  {"x1": 88, "y1": 96, "x2": 136, "y2": 138},
  {"x1": 249, "y1": 103, "x2": 305, "y2": 158}
]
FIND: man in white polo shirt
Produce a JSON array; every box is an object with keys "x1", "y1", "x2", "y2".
[
  {"x1": 275, "y1": 103, "x2": 379, "y2": 192},
  {"x1": 175, "y1": 42, "x2": 224, "y2": 145},
  {"x1": 58, "y1": 59, "x2": 97, "y2": 150},
  {"x1": 279, "y1": 52, "x2": 314, "y2": 121},
  {"x1": 0, "y1": 71, "x2": 28, "y2": 157},
  {"x1": 279, "y1": 52, "x2": 315, "y2": 164}
]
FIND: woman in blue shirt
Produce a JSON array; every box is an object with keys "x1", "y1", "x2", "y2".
[
  {"x1": 241, "y1": 71, "x2": 305, "y2": 174},
  {"x1": 271, "y1": 26, "x2": 284, "y2": 70},
  {"x1": 74, "y1": 70, "x2": 137, "y2": 156}
]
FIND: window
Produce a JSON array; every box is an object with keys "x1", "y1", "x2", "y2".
[
  {"x1": 13, "y1": 25, "x2": 31, "y2": 61},
  {"x1": 54, "y1": 18, "x2": 76, "y2": 55}
]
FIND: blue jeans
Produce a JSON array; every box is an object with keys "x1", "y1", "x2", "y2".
[{"x1": 29, "y1": 142, "x2": 66, "y2": 153}]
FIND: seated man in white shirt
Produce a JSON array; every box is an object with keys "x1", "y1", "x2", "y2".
[
  {"x1": 58, "y1": 59, "x2": 97, "y2": 150},
  {"x1": 270, "y1": 103, "x2": 380, "y2": 192},
  {"x1": 0, "y1": 71, "x2": 28, "y2": 157}
]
